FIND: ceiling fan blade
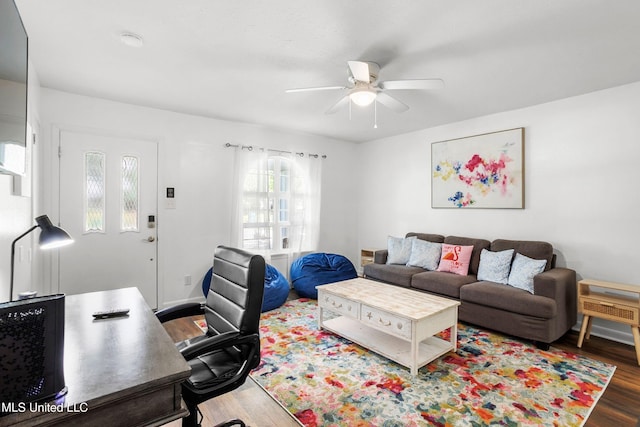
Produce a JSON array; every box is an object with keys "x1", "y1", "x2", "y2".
[
  {"x1": 378, "y1": 79, "x2": 444, "y2": 90},
  {"x1": 285, "y1": 86, "x2": 346, "y2": 93},
  {"x1": 376, "y1": 92, "x2": 409, "y2": 113},
  {"x1": 348, "y1": 61, "x2": 371, "y2": 83},
  {"x1": 325, "y1": 96, "x2": 350, "y2": 114}
]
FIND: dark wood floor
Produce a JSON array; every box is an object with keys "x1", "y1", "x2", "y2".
[
  {"x1": 163, "y1": 307, "x2": 639, "y2": 427},
  {"x1": 553, "y1": 330, "x2": 640, "y2": 427}
]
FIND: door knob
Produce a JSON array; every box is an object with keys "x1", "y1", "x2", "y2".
[{"x1": 146, "y1": 236, "x2": 155, "y2": 242}]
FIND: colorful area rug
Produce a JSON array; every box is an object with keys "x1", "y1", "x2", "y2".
[{"x1": 250, "y1": 298, "x2": 616, "y2": 427}]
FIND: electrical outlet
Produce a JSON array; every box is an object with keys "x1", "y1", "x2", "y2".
[{"x1": 184, "y1": 275, "x2": 191, "y2": 286}]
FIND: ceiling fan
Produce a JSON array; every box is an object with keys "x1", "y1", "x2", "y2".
[{"x1": 285, "y1": 60, "x2": 444, "y2": 114}]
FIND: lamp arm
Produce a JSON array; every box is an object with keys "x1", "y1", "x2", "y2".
[{"x1": 9, "y1": 225, "x2": 38, "y2": 302}]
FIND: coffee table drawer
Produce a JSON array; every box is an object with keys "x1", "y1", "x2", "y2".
[
  {"x1": 319, "y1": 293, "x2": 359, "y2": 319},
  {"x1": 361, "y1": 304, "x2": 412, "y2": 340}
]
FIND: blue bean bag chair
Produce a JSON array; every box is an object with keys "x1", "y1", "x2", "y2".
[
  {"x1": 262, "y1": 264, "x2": 290, "y2": 312},
  {"x1": 202, "y1": 264, "x2": 289, "y2": 312},
  {"x1": 202, "y1": 267, "x2": 214, "y2": 296},
  {"x1": 290, "y1": 253, "x2": 357, "y2": 299}
]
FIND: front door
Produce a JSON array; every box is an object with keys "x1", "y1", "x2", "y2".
[{"x1": 58, "y1": 130, "x2": 158, "y2": 308}]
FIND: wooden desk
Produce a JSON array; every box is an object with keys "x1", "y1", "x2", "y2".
[{"x1": 1, "y1": 287, "x2": 191, "y2": 426}]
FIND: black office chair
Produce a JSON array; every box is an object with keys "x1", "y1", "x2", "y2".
[{"x1": 156, "y1": 246, "x2": 265, "y2": 427}]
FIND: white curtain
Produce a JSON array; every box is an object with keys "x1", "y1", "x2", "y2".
[
  {"x1": 230, "y1": 147, "x2": 269, "y2": 256},
  {"x1": 229, "y1": 146, "x2": 322, "y2": 264},
  {"x1": 287, "y1": 154, "x2": 322, "y2": 262}
]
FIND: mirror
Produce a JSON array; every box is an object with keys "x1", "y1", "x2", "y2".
[{"x1": 0, "y1": 0, "x2": 28, "y2": 176}]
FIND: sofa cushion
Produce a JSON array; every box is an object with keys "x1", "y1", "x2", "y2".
[
  {"x1": 386, "y1": 235, "x2": 417, "y2": 265},
  {"x1": 443, "y1": 236, "x2": 491, "y2": 275},
  {"x1": 491, "y1": 239, "x2": 554, "y2": 271},
  {"x1": 507, "y1": 253, "x2": 547, "y2": 294},
  {"x1": 460, "y1": 281, "x2": 556, "y2": 319},
  {"x1": 405, "y1": 232, "x2": 445, "y2": 243},
  {"x1": 477, "y1": 248, "x2": 514, "y2": 284},
  {"x1": 411, "y1": 271, "x2": 477, "y2": 299},
  {"x1": 406, "y1": 239, "x2": 442, "y2": 271},
  {"x1": 363, "y1": 263, "x2": 424, "y2": 288},
  {"x1": 437, "y1": 244, "x2": 473, "y2": 276}
]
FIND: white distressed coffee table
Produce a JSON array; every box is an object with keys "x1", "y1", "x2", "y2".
[{"x1": 317, "y1": 277, "x2": 460, "y2": 375}]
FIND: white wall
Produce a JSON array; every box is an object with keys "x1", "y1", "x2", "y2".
[
  {"x1": 39, "y1": 89, "x2": 359, "y2": 307},
  {"x1": 0, "y1": 62, "x2": 41, "y2": 302},
  {"x1": 357, "y1": 81, "x2": 640, "y2": 344}
]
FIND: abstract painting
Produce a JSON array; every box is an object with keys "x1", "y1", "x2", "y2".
[{"x1": 431, "y1": 128, "x2": 524, "y2": 209}]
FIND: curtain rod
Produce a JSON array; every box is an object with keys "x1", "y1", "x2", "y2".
[{"x1": 224, "y1": 142, "x2": 327, "y2": 159}]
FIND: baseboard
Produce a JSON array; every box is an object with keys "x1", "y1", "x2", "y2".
[{"x1": 573, "y1": 319, "x2": 635, "y2": 347}]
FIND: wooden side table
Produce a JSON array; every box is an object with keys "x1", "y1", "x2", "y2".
[
  {"x1": 577, "y1": 279, "x2": 640, "y2": 365},
  {"x1": 360, "y1": 249, "x2": 377, "y2": 268}
]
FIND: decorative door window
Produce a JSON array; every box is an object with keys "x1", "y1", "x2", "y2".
[
  {"x1": 121, "y1": 156, "x2": 139, "y2": 232},
  {"x1": 84, "y1": 152, "x2": 105, "y2": 233}
]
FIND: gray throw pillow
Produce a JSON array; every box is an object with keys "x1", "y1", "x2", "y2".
[
  {"x1": 406, "y1": 239, "x2": 442, "y2": 271},
  {"x1": 507, "y1": 253, "x2": 547, "y2": 293},
  {"x1": 386, "y1": 235, "x2": 417, "y2": 265},
  {"x1": 477, "y1": 248, "x2": 514, "y2": 284}
]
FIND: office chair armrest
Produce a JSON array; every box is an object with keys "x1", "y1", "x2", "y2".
[
  {"x1": 180, "y1": 332, "x2": 259, "y2": 361},
  {"x1": 155, "y1": 302, "x2": 204, "y2": 323}
]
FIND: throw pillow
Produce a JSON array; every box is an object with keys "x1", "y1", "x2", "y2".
[
  {"x1": 436, "y1": 244, "x2": 473, "y2": 276},
  {"x1": 406, "y1": 239, "x2": 442, "y2": 271},
  {"x1": 386, "y1": 235, "x2": 417, "y2": 265},
  {"x1": 507, "y1": 253, "x2": 547, "y2": 294},
  {"x1": 477, "y1": 248, "x2": 514, "y2": 284}
]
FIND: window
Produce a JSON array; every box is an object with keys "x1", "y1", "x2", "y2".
[
  {"x1": 241, "y1": 156, "x2": 305, "y2": 251},
  {"x1": 121, "y1": 155, "x2": 139, "y2": 231},
  {"x1": 84, "y1": 152, "x2": 105, "y2": 233}
]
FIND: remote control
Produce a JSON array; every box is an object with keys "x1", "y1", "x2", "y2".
[{"x1": 92, "y1": 308, "x2": 130, "y2": 319}]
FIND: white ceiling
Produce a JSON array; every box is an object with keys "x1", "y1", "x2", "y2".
[{"x1": 15, "y1": 0, "x2": 640, "y2": 143}]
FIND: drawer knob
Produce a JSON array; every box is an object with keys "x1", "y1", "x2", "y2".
[{"x1": 397, "y1": 323, "x2": 403, "y2": 330}]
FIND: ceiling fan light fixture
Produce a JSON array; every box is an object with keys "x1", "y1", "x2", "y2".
[{"x1": 349, "y1": 88, "x2": 377, "y2": 106}]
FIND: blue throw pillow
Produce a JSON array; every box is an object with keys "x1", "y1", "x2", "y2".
[
  {"x1": 507, "y1": 253, "x2": 547, "y2": 294},
  {"x1": 386, "y1": 235, "x2": 417, "y2": 265},
  {"x1": 477, "y1": 248, "x2": 514, "y2": 284},
  {"x1": 406, "y1": 239, "x2": 442, "y2": 271}
]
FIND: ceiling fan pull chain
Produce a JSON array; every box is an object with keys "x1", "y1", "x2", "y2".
[{"x1": 374, "y1": 100, "x2": 378, "y2": 129}]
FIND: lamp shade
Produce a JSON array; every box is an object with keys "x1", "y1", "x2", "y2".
[
  {"x1": 35, "y1": 215, "x2": 74, "y2": 249},
  {"x1": 9, "y1": 215, "x2": 74, "y2": 302}
]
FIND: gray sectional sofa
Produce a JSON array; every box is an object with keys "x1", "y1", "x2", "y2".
[{"x1": 363, "y1": 232, "x2": 577, "y2": 348}]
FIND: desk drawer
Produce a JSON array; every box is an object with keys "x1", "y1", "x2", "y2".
[
  {"x1": 360, "y1": 304, "x2": 411, "y2": 340},
  {"x1": 581, "y1": 297, "x2": 639, "y2": 326},
  {"x1": 319, "y1": 293, "x2": 359, "y2": 319}
]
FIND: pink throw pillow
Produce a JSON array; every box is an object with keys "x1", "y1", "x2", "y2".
[{"x1": 437, "y1": 244, "x2": 473, "y2": 276}]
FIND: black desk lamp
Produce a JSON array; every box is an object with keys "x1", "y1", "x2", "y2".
[{"x1": 9, "y1": 215, "x2": 74, "y2": 302}]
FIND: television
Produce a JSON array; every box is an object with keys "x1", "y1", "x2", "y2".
[{"x1": 0, "y1": 0, "x2": 28, "y2": 176}]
